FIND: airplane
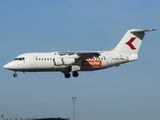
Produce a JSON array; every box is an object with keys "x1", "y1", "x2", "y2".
[{"x1": 3, "y1": 29, "x2": 155, "y2": 78}]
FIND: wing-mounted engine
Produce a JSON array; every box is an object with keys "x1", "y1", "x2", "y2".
[
  {"x1": 62, "y1": 57, "x2": 75, "y2": 65},
  {"x1": 54, "y1": 58, "x2": 63, "y2": 66},
  {"x1": 54, "y1": 58, "x2": 75, "y2": 66}
]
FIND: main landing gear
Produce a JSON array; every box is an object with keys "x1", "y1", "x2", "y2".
[
  {"x1": 72, "y1": 71, "x2": 79, "y2": 77},
  {"x1": 64, "y1": 71, "x2": 79, "y2": 78},
  {"x1": 65, "y1": 73, "x2": 71, "y2": 78}
]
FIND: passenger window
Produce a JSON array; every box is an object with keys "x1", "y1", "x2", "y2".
[
  {"x1": 47, "y1": 58, "x2": 49, "y2": 60},
  {"x1": 50, "y1": 58, "x2": 52, "y2": 60},
  {"x1": 39, "y1": 58, "x2": 40, "y2": 60},
  {"x1": 44, "y1": 58, "x2": 46, "y2": 60},
  {"x1": 42, "y1": 58, "x2": 43, "y2": 60}
]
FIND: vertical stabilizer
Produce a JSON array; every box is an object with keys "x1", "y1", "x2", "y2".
[{"x1": 112, "y1": 29, "x2": 155, "y2": 54}]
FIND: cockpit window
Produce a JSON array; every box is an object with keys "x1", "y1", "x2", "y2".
[
  {"x1": 14, "y1": 58, "x2": 19, "y2": 61},
  {"x1": 19, "y1": 58, "x2": 23, "y2": 61},
  {"x1": 14, "y1": 57, "x2": 25, "y2": 61}
]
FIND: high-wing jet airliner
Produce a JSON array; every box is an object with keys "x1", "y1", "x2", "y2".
[{"x1": 3, "y1": 29, "x2": 155, "y2": 78}]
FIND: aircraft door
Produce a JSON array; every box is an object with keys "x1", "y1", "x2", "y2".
[
  {"x1": 29, "y1": 55, "x2": 35, "y2": 65},
  {"x1": 107, "y1": 54, "x2": 112, "y2": 65}
]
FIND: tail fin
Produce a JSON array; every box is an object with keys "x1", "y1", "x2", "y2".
[{"x1": 113, "y1": 29, "x2": 155, "y2": 54}]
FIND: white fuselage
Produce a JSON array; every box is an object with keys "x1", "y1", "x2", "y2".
[{"x1": 4, "y1": 51, "x2": 128, "y2": 72}]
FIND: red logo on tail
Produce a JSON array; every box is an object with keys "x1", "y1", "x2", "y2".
[{"x1": 125, "y1": 37, "x2": 136, "y2": 50}]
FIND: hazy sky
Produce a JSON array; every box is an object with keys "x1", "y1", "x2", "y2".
[{"x1": 1, "y1": 0, "x2": 160, "y2": 120}]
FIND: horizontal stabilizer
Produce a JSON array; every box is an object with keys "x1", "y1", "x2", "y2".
[{"x1": 130, "y1": 29, "x2": 156, "y2": 33}]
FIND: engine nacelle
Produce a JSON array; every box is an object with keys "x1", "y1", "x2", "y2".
[
  {"x1": 62, "y1": 58, "x2": 75, "y2": 65},
  {"x1": 54, "y1": 58, "x2": 75, "y2": 66},
  {"x1": 54, "y1": 58, "x2": 63, "y2": 66}
]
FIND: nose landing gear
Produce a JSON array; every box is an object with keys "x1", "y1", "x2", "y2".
[{"x1": 13, "y1": 72, "x2": 17, "y2": 77}]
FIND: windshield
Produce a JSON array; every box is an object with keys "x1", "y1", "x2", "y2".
[
  {"x1": 14, "y1": 57, "x2": 25, "y2": 61},
  {"x1": 14, "y1": 58, "x2": 19, "y2": 61}
]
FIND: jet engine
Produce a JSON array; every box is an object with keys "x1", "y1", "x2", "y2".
[
  {"x1": 54, "y1": 58, "x2": 75, "y2": 66},
  {"x1": 62, "y1": 58, "x2": 75, "y2": 65},
  {"x1": 54, "y1": 58, "x2": 63, "y2": 66}
]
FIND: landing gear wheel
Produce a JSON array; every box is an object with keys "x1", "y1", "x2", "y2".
[
  {"x1": 65, "y1": 73, "x2": 71, "y2": 78},
  {"x1": 13, "y1": 73, "x2": 17, "y2": 77},
  {"x1": 72, "y1": 72, "x2": 79, "y2": 77}
]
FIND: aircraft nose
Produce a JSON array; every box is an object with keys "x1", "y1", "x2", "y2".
[
  {"x1": 3, "y1": 63, "x2": 10, "y2": 69},
  {"x1": 3, "y1": 61, "x2": 18, "y2": 70}
]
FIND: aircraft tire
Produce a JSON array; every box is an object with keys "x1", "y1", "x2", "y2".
[
  {"x1": 72, "y1": 72, "x2": 79, "y2": 77},
  {"x1": 13, "y1": 73, "x2": 17, "y2": 77},
  {"x1": 65, "y1": 73, "x2": 71, "y2": 78}
]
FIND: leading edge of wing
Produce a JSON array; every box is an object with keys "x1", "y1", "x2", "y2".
[
  {"x1": 58, "y1": 51, "x2": 100, "y2": 58},
  {"x1": 58, "y1": 51, "x2": 100, "y2": 55}
]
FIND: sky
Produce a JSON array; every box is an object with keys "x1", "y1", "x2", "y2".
[{"x1": 0, "y1": 0, "x2": 160, "y2": 120}]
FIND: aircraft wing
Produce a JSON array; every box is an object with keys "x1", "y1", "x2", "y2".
[{"x1": 58, "y1": 51, "x2": 100, "y2": 59}]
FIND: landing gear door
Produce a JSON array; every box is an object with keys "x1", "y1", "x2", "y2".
[{"x1": 29, "y1": 55, "x2": 35, "y2": 65}]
